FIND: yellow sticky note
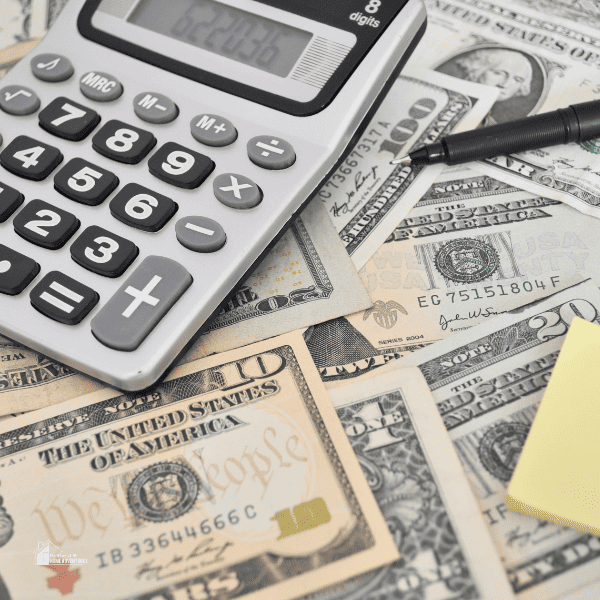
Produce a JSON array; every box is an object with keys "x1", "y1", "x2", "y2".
[{"x1": 506, "y1": 317, "x2": 600, "y2": 535}]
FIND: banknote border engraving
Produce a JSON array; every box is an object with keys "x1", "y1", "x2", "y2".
[
  {"x1": 0, "y1": 338, "x2": 77, "y2": 395},
  {"x1": 416, "y1": 174, "x2": 519, "y2": 207},
  {"x1": 339, "y1": 77, "x2": 475, "y2": 256},
  {"x1": 434, "y1": 238, "x2": 499, "y2": 284},
  {"x1": 206, "y1": 218, "x2": 334, "y2": 331}
]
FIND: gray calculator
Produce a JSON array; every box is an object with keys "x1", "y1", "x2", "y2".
[{"x1": 0, "y1": 0, "x2": 426, "y2": 390}]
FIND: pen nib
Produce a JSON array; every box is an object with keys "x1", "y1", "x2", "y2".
[{"x1": 390, "y1": 155, "x2": 412, "y2": 165}]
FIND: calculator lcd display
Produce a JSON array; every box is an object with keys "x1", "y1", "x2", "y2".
[{"x1": 129, "y1": 0, "x2": 313, "y2": 78}]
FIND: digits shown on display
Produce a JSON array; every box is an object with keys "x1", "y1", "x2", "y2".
[{"x1": 130, "y1": 0, "x2": 312, "y2": 77}]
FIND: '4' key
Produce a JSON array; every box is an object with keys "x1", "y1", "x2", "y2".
[{"x1": 0, "y1": 135, "x2": 63, "y2": 181}]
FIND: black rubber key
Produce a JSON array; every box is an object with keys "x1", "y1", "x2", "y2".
[
  {"x1": 30, "y1": 271, "x2": 99, "y2": 325},
  {"x1": 148, "y1": 141, "x2": 214, "y2": 189},
  {"x1": 0, "y1": 181, "x2": 24, "y2": 222},
  {"x1": 70, "y1": 225, "x2": 139, "y2": 277},
  {"x1": 13, "y1": 199, "x2": 80, "y2": 250},
  {"x1": 0, "y1": 244, "x2": 40, "y2": 295},
  {"x1": 38, "y1": 96, "x2": 100, "y2": 141},
  {"x1": 0, "y1": 135, "x2": 63, "y2": 181},
  {"x1": 109, "y1": 183, "x2": 177, "y2": 232},
  {"x1": 92, "y1": 119, "x2": 156, "y2": 164},
  {"x1": 54, "y1": 158, "x2": 119, "y2": 206}
]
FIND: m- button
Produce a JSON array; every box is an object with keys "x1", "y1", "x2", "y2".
[
  {"x1": 80, "y1": 71, "x2": 123, "y2": 102},
  {"x1": 91, "y1": 256, "x2": 192, "y2": 351}
]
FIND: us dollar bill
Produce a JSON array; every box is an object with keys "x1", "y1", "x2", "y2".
[
  {"x1": 510, "y1": 0, "x2": 600, "y2": 28},
  {"x1": 387, "y1": 279, "x2": 600, "y2": 600},
  {"x1": 0, "y1": 332, "x2": 399, "y2": 600},
  {"x1": 318, "y1": 66, "x2": 498, "y2": 268},
  {"x1": 0, "y1": 201, "x2": 370, "y2": 416},
  {"x1": 310, "y1": 367, "x2": 516, "y2": 600},
  {"x1": 305, "y1": 167, "x2": 585, "y2": 387},
  {"x1": 182, "y1": 200, "x2": 371, "y2": 361},
  {"x1": 410, "y1": 0, "x2": 600, "y2": 219}
]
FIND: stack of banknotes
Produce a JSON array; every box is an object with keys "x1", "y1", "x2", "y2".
[{"x1": 1, "y1": 1, "x2": 600, "y2": 599}]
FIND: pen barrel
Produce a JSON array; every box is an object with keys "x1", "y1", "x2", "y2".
[{"x1": 442, "y1": 100, "x2": 600, "y2": 164}]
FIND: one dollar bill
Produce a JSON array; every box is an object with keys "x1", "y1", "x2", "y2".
[
  {"x1": 0, "y1": 332, "x2": 398, "y2": 600},
  {"x1": 411, "y1": 0, "x2": 600, "y2": 219},
  {"x1": 311, "y1": 367, "x2": 516, "y2": 600}
]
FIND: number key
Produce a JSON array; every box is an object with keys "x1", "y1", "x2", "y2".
[
  {"x1": 38, "y1": 97, "x2": 100, "y2": 141},
  {"x1": 92, "y1": 119, "x2": 156, "y2": 164},
  {"x1": 54, "y1": 158, "x2": 119, "y2": 206},
  {"x1": 0, "y1": 135, "x2": 63, "y2": 181},
  {"x1": 148, "y1": 141, "x2": 214, "y2": 189},
  {"x1": 109, "y1": 183, "x2": 177, "y2": 232},
  {"x1": 13, "y1": 199, "x2": 80, "y2": 250},
  {"x1": 0, "y1": 181, "x2": 24, "y2": 222},
  {"x1": 70, "y1": 225, "x2": 138, "y2": 277}
]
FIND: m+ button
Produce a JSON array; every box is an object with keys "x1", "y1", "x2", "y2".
[{"x1": 91, "y1": 256, "x2": 192, "y2": 351}]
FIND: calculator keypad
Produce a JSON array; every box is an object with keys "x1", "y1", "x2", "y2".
[
  {"x1": 13, "y1": 199, "x2": 80, "y2": 250},
  {"x1": 0, "y1": 182, "x2": 24, "y2": 222},
  {"x1": 148, "y1": 142, "x2": 214, "y2": 189},
  {"x1": 91, "y1": 256, "x2": 192, "y2": 351},
  {"x1": 0, "y1": 135, "x2": 63, "y2": 181},
  {"x1": 109, "y1": 183, "x2": 177, "y2": 232},
  {"x1": 0, "y1": 245, "x2": 40, "y2": 296},
  {"x1": 54, "y1": 158, "x2": 119, "y2": 206},
  {"x1": 0, "y1": 85, "x2": 40, "y2": 116},
  {"x1": 38, "y1": 97, "x2": 100, "y2": 141},
  {"x1": 30, "y1": 271, "x2": 99, "y2": 325},
  {"x1": 70, "y1": 225, "x2": 139, "y2": 278},
  {"x1": 92, "y1": 120, "x2": 156, "y2": 164}
]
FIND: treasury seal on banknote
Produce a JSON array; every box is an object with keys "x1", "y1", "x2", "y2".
[
  {"x1": 127, "y1": 462, "x2": 200, "y2": 522},
  {"x1": 434, "y1": 238, "x2": 499, "y2": 284},
  {"x1": 478, "y1": 422, "x2": 530, "y2": 482}
]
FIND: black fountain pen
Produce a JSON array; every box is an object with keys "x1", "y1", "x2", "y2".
[{"x1": 391, "y1": 99, "x2": 600, "y2": 166}]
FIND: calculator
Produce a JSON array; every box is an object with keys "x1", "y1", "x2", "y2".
[{"x1": 0, "y1": 0, "x2": 426, "y2": 390}]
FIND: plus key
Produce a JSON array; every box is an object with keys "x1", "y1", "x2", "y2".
[{"x1": 91, "y1": 256, "x2": 192, "y2": 351}]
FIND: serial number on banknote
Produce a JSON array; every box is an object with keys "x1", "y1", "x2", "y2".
[
  {"x1": 96, "y1": 505, "x2": 257, "y2": 570},
  {"x1": 417, "y1": 276, "x2": 562, "y2": 309},
  {"x1": 320, "y1": 126, "x2": 387, "y2": 214}
]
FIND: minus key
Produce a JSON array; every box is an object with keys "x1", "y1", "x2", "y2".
[{"x1": 175, "y1": 216, "x2": 227, "y2": 253}]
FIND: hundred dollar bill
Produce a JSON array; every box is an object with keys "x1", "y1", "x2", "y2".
[
  {"x1": 410, "y1": 0, "x2": 600, "y2": 219},
  {"x1": 318, "y1": 66, "x2": 498, "y2": 268},
  {"x1": 182, "y1": 200, "x2": 371, "y2": 361},
  {"x1": 0, "y1": 331, "x2": 399, "y2": 600},
  {"x1": 310, "y1": 367, "x2": 516, "y2": 600},
  {"x1": 0, "y1": 201, "x2": 370, "y2": 416},
  {"x1": 388, "y1": 279, "x2": 600, "y2": 599},
  {"x1": 305, "y1": 167, "x2": 585, "y2": 387}
]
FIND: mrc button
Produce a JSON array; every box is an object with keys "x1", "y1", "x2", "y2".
[{"x1": 80, "y1": 71, "x2": 123, "y2": 102}]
